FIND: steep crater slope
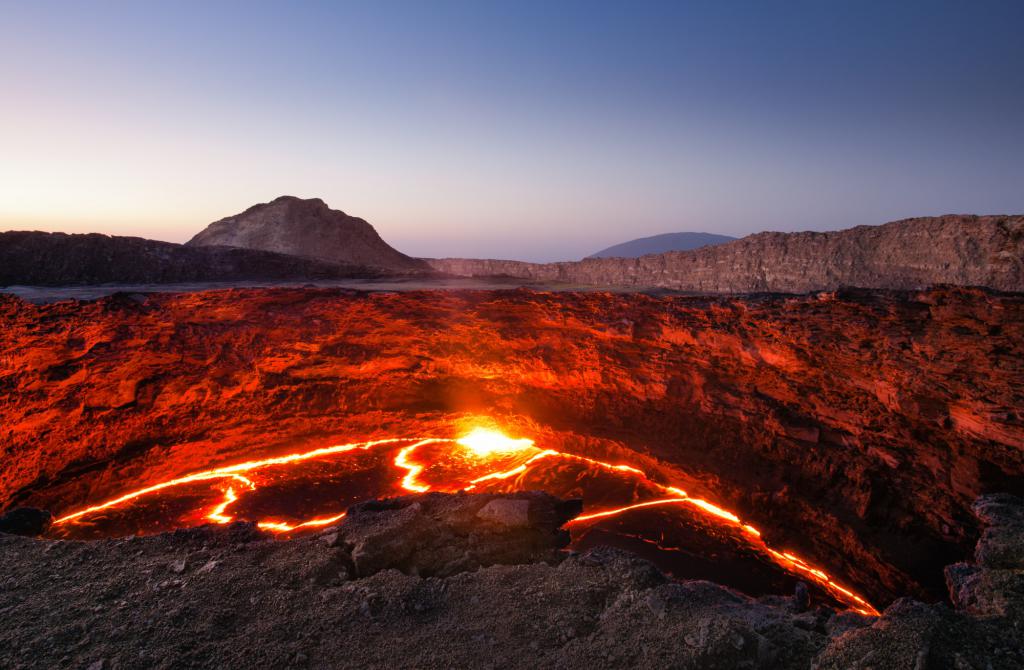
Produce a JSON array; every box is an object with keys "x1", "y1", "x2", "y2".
[{"x1": 0, "y1": 287, "x2": 1021, "y2": 610}]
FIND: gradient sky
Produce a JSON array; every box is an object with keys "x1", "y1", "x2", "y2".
[{"x1": 2, "y1": 1, "x2": 1022, "y2": 261}]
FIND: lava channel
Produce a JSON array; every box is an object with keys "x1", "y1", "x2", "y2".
[{"x1": 50, "y1": 426, "x2": 879, "y2": 616}]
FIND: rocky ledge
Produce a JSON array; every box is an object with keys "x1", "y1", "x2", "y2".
[
  {"x1": 1, "y1": 492, "x2": 1021, "y2": 669},
  {"x1": 428, "y1": 214, "x2": 1024, "y2": 292}
]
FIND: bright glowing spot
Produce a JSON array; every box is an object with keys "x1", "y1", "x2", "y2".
[{"x1": 456, "y1": 428, "x2": 535, "y2": 457}]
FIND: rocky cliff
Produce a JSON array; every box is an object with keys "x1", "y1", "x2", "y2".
[
  {"x1": 429, "y1": 215, "x2": 1024, "y2": 292},
  {"x1": 187, "y1": 196, "x2": 429, "y2": 273},
  {"x1": 0, "y1": 231, "x2": 379, "y2": 286}
]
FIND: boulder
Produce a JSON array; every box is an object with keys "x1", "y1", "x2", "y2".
[
  {"x1": 973, "y1": 493, "x2": 1024, "y2": 569},
  {"x1": 338, "y1": 492, "x2": 578, "y2": 578}
]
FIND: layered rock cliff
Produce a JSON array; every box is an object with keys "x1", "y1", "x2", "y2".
[
  {"x1": 187, "y1": 196, "x2": 429, "y2": 273},
  {"x1": 429, "y1": 215, "x2": 1024, "y2": 292}
]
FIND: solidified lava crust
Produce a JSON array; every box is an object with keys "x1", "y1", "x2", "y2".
[{"x1": 1, "y1": 286, "x2": 1022, "y2": 609}]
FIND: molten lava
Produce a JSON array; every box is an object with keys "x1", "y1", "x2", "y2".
[
  {"x1": 51, "y1": 425, "x2": 879, "y2": 616},
  {"x1": 457, "y1": 428, "x2": 535, "y2": 456}
]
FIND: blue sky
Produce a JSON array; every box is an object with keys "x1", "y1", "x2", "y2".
[{"x1": 1, "y1": 1, "x2": 1022, "y2": 261}]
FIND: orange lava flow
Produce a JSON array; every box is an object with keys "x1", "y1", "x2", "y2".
[
  {"x1": 257, "y1": 512, "x2": 349, "y2": 533},
  {"x1": 206, "y1": 486, "x2": 239, "y2": 524},
  {"x1": 51, "y1": 427, "x2": 879, "y2": 616}
]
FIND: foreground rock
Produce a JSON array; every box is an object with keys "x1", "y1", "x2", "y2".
[
  {"x1": 429, "y1": 214, "x2": 1024, "y2": 292},
  {"x1": 334, "y1": 491, "x2": 581, "y2": 578},
  {"x1": 1, "y1": 492, "x2": 1021, "y2": 669},
  {"x1": 815, "y1": 493, "x2": 1024, "y2": 669}
]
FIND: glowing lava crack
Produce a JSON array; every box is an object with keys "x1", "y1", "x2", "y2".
[{"x1": 52, "y1": 427, "x2": 879, "y2": 615}]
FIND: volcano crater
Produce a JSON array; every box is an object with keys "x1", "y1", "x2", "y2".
[{"x1": 2, "y1": 286, "x2": 1022, "y2": 615}]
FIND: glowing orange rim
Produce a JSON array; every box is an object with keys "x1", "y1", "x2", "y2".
[{"x1": 52, "y1": 428, "x2": 879, "y2": 615}]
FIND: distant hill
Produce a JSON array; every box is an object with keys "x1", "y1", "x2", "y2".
[
  {"x1": 427, "y1": 215, "x2": 1024, "y2": 293},
  {"x1": 0, "y1": 231, "x2": 379, "y2": 286},
  {"x1": 187, "y1": 196, "x2": 428, "y2": 273},
  {"x1": 587, "y1": 232, "x2": 735, "y2": 259}
]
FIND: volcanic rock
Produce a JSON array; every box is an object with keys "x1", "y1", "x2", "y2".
[
  {"x1": 476, "y1": 498, "x2": 532, "y2": 527},
  {"x1": 2, "y1": 287, "x2": 1021, "y2": 608},
  {"x1": 1, "y1": 492, "x2": 1022, "y2": 668},
  {"x1": 340, "y1": 491, "x2": 575, "y2": 578},
  {"x1": 820, "y1": 495, "x2": 1024, "y2": 668},
  {"x1": 429, "y1": 214, "x2": 1024, "y2": 292},
  {"x1": 971, "y1": 493, "x2": 1024, "y2": 569},
  {"x1": 0, "y1": 231, "x2": 380, "y2": 286},
  {"x1": 187, "y1": 196, "x2": 428, "y2": 273},
  {"x1": 945, "y1": 494, "x2": 1024, "y2": 619},
  {"x1": 0, "y1": 507, "x2": 51, "y2": 536}
]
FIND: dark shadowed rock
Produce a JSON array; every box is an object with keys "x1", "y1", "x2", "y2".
[
  {"x1": 945, "y1": 494, "x2": 1024, "y2": 619},
  {"x1": 793, "y1": 581, "x2": 810, "y2": 613},
  {"x1": 972, "y1": 493, "x2": 1024, "y2": 569},
  {"x1": 946, "y1": 562, "x2": 1024, "y2": 618},
  {"x1": 0, "y1": 507, "x2": 51, "y2": 536}
]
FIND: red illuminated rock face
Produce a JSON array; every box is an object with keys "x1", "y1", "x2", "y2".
[{"x1": 0, "y1": 287, "x2": 1021, "y2": 607}]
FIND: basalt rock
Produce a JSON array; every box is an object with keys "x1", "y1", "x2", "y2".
[
  {"x1": 944, "y1": 493, "x2": 1024, "y2": 619},
  {"x1": 337, "y1": 491, "x2": 578, "y2": 578},
  {"x1": 971, "y1": 493, "x2": 1024, "y2": 570}
]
